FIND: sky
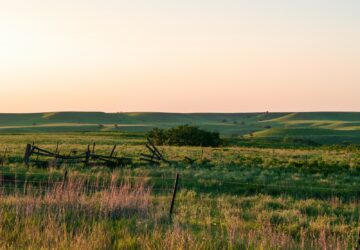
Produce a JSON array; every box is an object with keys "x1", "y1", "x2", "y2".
[{"x1": 0, "y1": 0, "x2": 359, "y2": 113}]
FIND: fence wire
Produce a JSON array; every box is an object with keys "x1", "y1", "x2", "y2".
[{"x1": 0, "y1": 170, "x2": 360, "y2": 199}]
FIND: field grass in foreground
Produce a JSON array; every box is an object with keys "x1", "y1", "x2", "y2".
[{"x1": 0, "y1": 132, "x2": 360, "y2": 249}]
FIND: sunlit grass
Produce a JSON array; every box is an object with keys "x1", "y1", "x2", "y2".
[{"x1": 0, "y1": 133, "x2": 360, "y2": 248}]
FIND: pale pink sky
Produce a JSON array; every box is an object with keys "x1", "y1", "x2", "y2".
[{"x1": 0, "y1": 0, "x2": 359, "y2": 113}]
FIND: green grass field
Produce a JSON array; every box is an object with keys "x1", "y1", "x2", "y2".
[
  {"x1": 1, "y1": 112, "x2": 360, "y2": 145},
  {"x1": 0, "y1": 132, "x2": 360, "y2": 248},
  {"x1": 1, "y1": 113, "x2": 360, "y2": 248}
]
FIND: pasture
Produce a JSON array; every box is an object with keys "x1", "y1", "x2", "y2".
[
  {"x1": 0, "y1": 132, "x2": 360, "y2": 249},
  {"x1": 1, "y1": 112, "x2": 360, "y2": 146}
]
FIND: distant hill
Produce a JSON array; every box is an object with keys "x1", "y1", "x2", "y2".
[{"x1": 1, "y1": 112, "x2": 360, "y2": 145}]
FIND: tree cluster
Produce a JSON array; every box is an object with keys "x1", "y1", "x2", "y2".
[{"x1": 147, "y1": 125, "x2": 222, "y2": 147}]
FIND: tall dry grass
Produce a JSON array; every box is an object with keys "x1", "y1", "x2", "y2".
[
  {"x1": 0, "y1": 172, "x2": 358, "y2": 249},
  {"x1": 0, "y1": 173, "x2": 152, "y2": 249}
]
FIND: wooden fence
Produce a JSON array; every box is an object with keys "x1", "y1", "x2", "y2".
[
  {"x1": 20, "y1": 138, "x2": 193, "y2": 168},
  {"x1": 23, "y1": 143, "x2": 132, "y2": 168}
]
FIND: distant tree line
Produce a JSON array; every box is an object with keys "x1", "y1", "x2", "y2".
[{"x1": 147, "y1": 125, "x2": 222, "y2": 147}]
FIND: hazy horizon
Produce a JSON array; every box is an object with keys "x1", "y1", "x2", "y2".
[
  {"x1": 1, "y1": 110, "x2": 360, "y2": 115},
  {"x1": 1, "y1": 0, "x2": 359, "y2": 113}
]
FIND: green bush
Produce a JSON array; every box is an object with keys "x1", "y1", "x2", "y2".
[{"x1": 147, "y1": 125, "x2": 222, "y2": 147}]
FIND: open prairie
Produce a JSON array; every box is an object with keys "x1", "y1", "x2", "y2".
[
  {"x1": 0, "y1": 130, "x2": 360, "y2": 249},
  {"x1": 3, "y1": 0, "x2": 359, "y2": 248},
  {"x1": 1, "y1": 112, "x2": 360, "y2": 145}
]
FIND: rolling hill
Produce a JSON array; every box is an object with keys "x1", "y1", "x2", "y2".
[{"x1": 1, "y1": 112, "x2": 360, "y2": 145}]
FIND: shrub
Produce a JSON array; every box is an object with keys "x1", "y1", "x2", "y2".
[
  {"x1": 147, "y1": 125, "x2": 222, "y2": 147},
  {"x1": 147, "y1": 128, "x2": 166, "y2": 145}
]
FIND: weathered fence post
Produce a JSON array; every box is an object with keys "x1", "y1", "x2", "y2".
[
  {"x1": 85, "y1": 146, "x2": 91, "y2": 166},
  {"x1": 62, "y1": 170, "x2": 68, "y2": 191},
  {"x1": 55, "y1": 142, "x2": 59, "y2": 154},
  {"x1": 169, "y1": 173, "x2": 180, "y2": 219},
  {"x1": 24, "y1": 144, "x2": 32, "y2": 165},
  {"x1": 92, "y1": 142, "x2": 96, "y2": 153}
]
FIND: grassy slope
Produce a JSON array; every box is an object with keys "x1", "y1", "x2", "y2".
[
  {"x1": 0, "y1": 112, "x2": 281, "y2": 125},
  {"x1": 0, "y1": 112, "x2": 284, "y2": 134},
  {"x1": 254, "y1": 112, "x2": 360, "y2": 144},
  {"x1": 1, "y1": 112, "x2": 360, "y2": 144}
]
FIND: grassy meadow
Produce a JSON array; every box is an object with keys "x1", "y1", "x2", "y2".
[
  {"x1": 1, "y1": 111, "x2": 360, "y2": 145},
  {"x1": 0, "y1": 113, "x2": 360, "y2": 248},
  {"x1": 0, "y1": 130, "x2": 360, "y2": 249}
]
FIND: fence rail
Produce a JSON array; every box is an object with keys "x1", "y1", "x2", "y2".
[
  {"x1": 11, "y1": 138, "x2": 194, "y2": 168},
  {"x1": 23, "y1": 143, "x2": 133, "y2": 167}
]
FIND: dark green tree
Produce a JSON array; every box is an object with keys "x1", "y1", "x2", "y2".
[{"x1": 147, "y1": 125, "x2": 221, "y2": 147}]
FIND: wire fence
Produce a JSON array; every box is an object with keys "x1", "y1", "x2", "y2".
[
  {"x1": 1, "y1": 169, "x2": 360, "y2": 246},
  {"x1": 0, "y1": 170, "x2": 360, "y2": 200}
]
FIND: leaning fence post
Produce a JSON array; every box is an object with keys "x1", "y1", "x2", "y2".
[
  {"x1": 110, "y1": 145, "x2": 117, "y2": 157},
  {"x1": 24, "y1": 144, "x2": 32, "y2": 165},
  {"x1": 3, "y1": 148, "x2": 7, "y2": 159},
  {"x1": 169, "y1": 173, "x2": 180, "y2": 219}
]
